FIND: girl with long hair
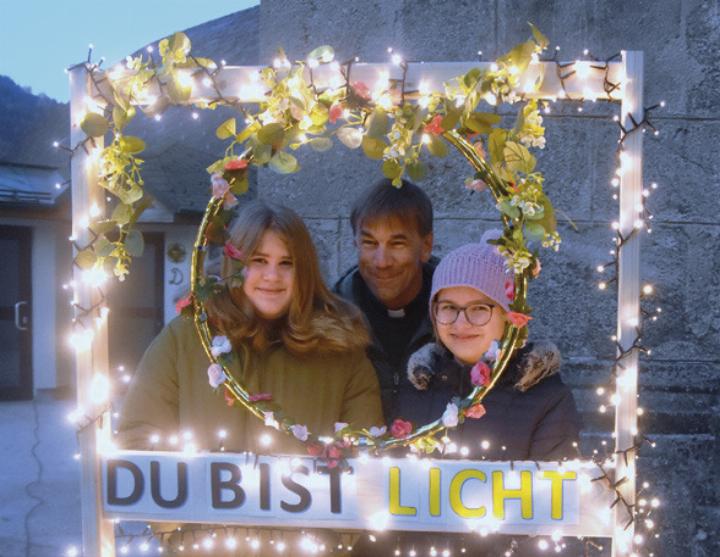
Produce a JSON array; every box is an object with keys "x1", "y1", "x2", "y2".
[{"x1": 118, "y1": 201, "x2": 383, "y2": 454}]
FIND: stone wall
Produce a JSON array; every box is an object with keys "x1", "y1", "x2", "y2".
[{"x1": 254, "y1": 1, "x2": 720, "y2": 555}]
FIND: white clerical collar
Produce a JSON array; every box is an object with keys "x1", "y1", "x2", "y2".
[{"x1": 387, "y1": 308, "x2": 406, "y2": 318}]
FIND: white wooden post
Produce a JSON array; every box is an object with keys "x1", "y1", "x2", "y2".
[
  {"x1": 612, "y1": 50, "x2": 643, "y2": 556},
  {"x1": 69, "y1": 64, "x2": 116, "y2": 557}
]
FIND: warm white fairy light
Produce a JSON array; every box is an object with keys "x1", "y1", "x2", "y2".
[
  {"x1": 82, "y1": 267, "x2": 108, "y2": 288},
  {"x1": 538, "y1": 539, "x2": 549, "y2": 551},
  {"x1": 89, "y1": 373, "x2": 110, "y2": 405},
  {"x1": 574, "y1": 61, "x2": 591, "y2": 79},
  {"x1": 69, "y1": 329, "x2": 94, "y2": 352},
  {"x1": 260, "y1": 433, "x2": 273, "y2": 447}
]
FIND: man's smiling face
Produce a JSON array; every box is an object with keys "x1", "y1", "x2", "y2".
[{"x1": 356, "y1": 216, "x2": 432, "y2": 310}]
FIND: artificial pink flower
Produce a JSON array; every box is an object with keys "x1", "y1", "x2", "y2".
[
  {"x1": 329, "y1": 102, "x2": 344, "y2": 124},
  {"x1": 506, "y1": 311, "x2": 533, "y2": 328},
  {"x1": 211, "y1": 173, "x2": 239, "y2": 208},
  {"x1": 211, "y1": 173, "x2": 230, "y2": 199},
  {"x1": 224, "y1": 158, "x2": 248, "y2": 171},
  {"x1": 224, "y1": 242, "x2": 244, "y2": 261},
  {"x1": 532, "y1": 259, "x2": 542, "y2": 278},
  {"x1": 424, "y1": 114, "x2": 444, "y2": 135},
  {"x1": 505, "y1": 278, "x2": 515, "y2": 302},
  {"x1": 327, "y1": 459, "x2": 340, "y2": 469},
  {"x1": 174, "y1": 294, "x2": 192, "y2": 314},
  {"x1": 223, "y1": 193, "x2": 238, "y2": 209},
  {"x1": 465, "y1": 403, "x2": 487, "y2": 419},
  {"x1": 249, "y1": 392, "x2": 273, "y2": 402},
  {"x1": 465, "y1": 178, "x2": 488, "y2": 192},
  {"x1": 474, "y1": 141, "x2": 486, "y2": 159},
  {"x1": 470, "y1": 361, "x2": 491, "y2": 387},
  {"x1": 390, "y1": 418, "x2": 413, "y2": 439},
  {"x1": 224, "y1": 387, "x2": 235, "y2": 407},
  {"x1": 350, "y1": 81, "x2": 370, "y2": 100}
]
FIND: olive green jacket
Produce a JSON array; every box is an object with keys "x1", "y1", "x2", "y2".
[{"x1": 117, "y1": 316, "x2": 384, "y2": 454}]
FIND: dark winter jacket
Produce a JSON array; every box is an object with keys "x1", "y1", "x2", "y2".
[
  {"x1": 401, "y1": 340, "x2": 583, "y2": 461},
  {"x1": 333, "y1": 260, "x2": 437, "y2": 423}
]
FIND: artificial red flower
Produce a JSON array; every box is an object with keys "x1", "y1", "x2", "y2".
[
  {"x1": 307, "y1": 442, "x2": 324, "y2": 457},
  {"x1": 424, "y1": 114, "x2": 444, "y2": 135},
  {"x1": 249, "y1": 393, "x2": 273, "y2": 402},
  {"x1": 174, "y1": 294, "x2": 192, "y2": 314},
  {"x1": 350, "y1": 81, "x2": 370, "y2": 100},
  {"x1": 225, "y1": 158, "x2": 248, "y2": 171},
  {"x1": 224, "y1": 387, "x2": 235, "y2": 407},
  {"x1": 470, "y1": 361, "x2": 491, "y2": 387},
  {"x1": 505, "y1": 278, "x2": 515, "y2": 302},
  {"x1": 327, "y1": 459, "x2": 340, "y2": 469},
  {"x1": 224, "y1": 242, "x2": 244, "y2": 261},
  {"x1": 465, "y1": 403, "x2": 487, "y2": 419},
  {"x1": 390, "y1": 418, "x2": 413, "y2": 438},
  {"x1": 327, "y1": 445, "x2": 343, "y2": 459},
  {"x1": 329, "y1": 102, "x2": 344, "y2": 124},
  {"x1": 506, "y1": 311, "x2": 533, "y2": 328}
]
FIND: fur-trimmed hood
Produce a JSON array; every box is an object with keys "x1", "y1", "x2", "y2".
[{"x1": 407, "y1": 340, "x2": 562, "y2": 393}]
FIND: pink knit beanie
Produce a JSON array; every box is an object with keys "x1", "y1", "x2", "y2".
[{"x1": 430, "y1": 230, "x2": 512, "y2": 312}]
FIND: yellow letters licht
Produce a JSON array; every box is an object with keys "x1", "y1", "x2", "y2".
[
  {"x1": 429, "y1": 467, "x2": 441, "y2": 516},
  {"x1": 449, "y1": 469, "x2": 486, "y2": 518},
  {"x1": 541, "y1": 470, "x2": 577, "y2": 520},
  {"x1": 388, "y1": 467, "x2": 417, "y2": 516},
  {"x1": 492, "y1": 470, "x2": 533, "y2": 519}
]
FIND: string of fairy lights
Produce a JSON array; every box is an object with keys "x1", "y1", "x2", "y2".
[{"x1": 56, "y1": 36, "x2": 666, "y2": 556}]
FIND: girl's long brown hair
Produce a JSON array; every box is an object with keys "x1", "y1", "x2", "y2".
[{"x1": 205, "y1": 200, "x2": 369, "y2": 355}]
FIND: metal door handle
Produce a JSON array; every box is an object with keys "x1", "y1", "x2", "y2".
[{"x1": 14, "y1": 301, "x2": 28, "y2": 331}]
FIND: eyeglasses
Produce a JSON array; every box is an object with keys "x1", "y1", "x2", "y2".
[{"x1": 433, "y1": 302, "x2": 496, "y2": 326}]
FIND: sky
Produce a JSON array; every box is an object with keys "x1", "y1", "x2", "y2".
[{"x1": 0, "y1": 0, "x2": 259, "y2": 102}]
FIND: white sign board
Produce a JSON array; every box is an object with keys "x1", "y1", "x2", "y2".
[{"x1": 102, "y1": 451, "x2": 614, "y2": 537}]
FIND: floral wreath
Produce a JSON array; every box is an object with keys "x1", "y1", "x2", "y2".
[
  {"x1": 85, "y1": 24, "x2": 558, "y2": 463},
  {"x1": 169, "y1": 25, "x2": 560, "y2": 465}
]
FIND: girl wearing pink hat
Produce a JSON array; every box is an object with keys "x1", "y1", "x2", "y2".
[{"x1": 403, "y1": 231, "x2": 582, "y2": 461}]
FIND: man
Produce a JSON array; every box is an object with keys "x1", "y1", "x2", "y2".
[{"x1": 334, "y1": 178, "x2": 436, "y2": 422}]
